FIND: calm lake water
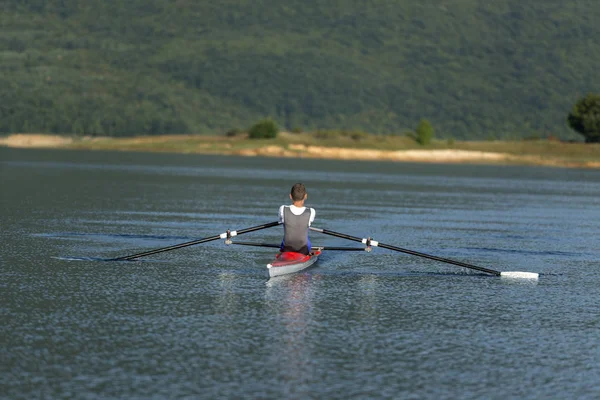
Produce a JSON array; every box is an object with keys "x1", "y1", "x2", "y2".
[{"x1": 1, "y1": 147, "x2": 599, "y2": 399}]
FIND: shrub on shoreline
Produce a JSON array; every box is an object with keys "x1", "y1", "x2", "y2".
[
  {"x1": 248, "y1": 119, "x2": 279, "y2": 139},
  {"x1": 415, "y1": 119, "x2": 434, "y2": 145}
]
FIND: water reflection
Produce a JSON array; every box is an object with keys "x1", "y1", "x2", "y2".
[
  {"x1": 265, "y1": 273, "x2": 319, "y2": 396},
  {"x1": 215, "y1": 272, "x2": 243, "y2": 316}
]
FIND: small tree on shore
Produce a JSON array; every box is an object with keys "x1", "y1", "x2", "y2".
[
  {"x1": 567, "y1": 94, "x2": 600, "y2": 143},
  {"x1": 415, "y1": 119, "x2": 434, "y2": 145},
  {"x1": 248, "y1": 118, "x2": 279, "y2": 139}
]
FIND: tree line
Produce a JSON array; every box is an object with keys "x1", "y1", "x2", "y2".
[{"x1": 1, "y1": 1, "x2": 599, "y2": 140}]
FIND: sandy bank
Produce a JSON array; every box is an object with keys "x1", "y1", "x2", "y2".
[
  {"x1": 235, "y1": 144, "x2": 510, "y2": 164},
  {"x1": 0, "y1": 134, "x2": 73, "y2": 148},
  {"x1": 1, "y1": 134, "x2": 598, "y2": 168}
]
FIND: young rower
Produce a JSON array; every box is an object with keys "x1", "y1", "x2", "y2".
[{"x1": 279, "y1": 183, "x2": 316, "y2": 255}]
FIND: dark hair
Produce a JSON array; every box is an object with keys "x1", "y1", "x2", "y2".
[{"x1": 290, "y1": 183, "x2": 307, "y2": 201}]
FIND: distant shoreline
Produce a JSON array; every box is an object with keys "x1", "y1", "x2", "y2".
[{"x1": 1, "y1": 133, "x2": 599, "y2": 169}]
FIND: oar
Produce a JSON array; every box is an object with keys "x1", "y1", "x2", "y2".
[
  {"x1": 310, "y1": 226, "x2": 539, "y2": 279},
  {"x1": 231, "y1": 241, "x2": 368, "y2": 251},
  {"x1": 113, "y1": 221, "x2": 280, "y2": 261},
  {"x1": 231, "y1": 242, "x2": 280, "y2": 248}
]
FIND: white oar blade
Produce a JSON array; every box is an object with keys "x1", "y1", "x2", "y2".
[{"x1": 500, "y1": 271, "x2": 539, "y2": 280}]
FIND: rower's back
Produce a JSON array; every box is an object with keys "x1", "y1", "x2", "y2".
[{"x1": 279, "y1": 183, "x2": 316, "y2": 255}]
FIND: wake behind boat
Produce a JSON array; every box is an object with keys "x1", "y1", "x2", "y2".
[{"x1": 267, "y1": 249, "x2": 322, "y2": 278}]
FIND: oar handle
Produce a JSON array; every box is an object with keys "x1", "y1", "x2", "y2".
[
  {"x1": 115, "y1": 221, "x2": 281, "y2": 261},
  {"x1": 310, "y1": 226, "x2": 501, "y2": 276}
]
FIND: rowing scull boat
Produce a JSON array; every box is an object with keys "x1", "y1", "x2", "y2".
[{"x1": 267, "y1": 249, "x2": 322, "y2": 278}]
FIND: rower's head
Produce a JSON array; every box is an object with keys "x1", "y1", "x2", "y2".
[{"x1": 290, "y1": 183, "x2": 307, "y2": 203}]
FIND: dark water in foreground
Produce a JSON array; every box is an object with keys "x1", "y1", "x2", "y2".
[{"x1": 1, "y1": 148, "x2": 599, "y2": 399}]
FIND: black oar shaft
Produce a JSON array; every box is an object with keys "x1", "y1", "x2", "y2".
[
  {"x1": 231, "y1": 241, "x2": 367, "y2": 251},
  {"x1": 114, "y1": 234, "x2": 221, "y2": 260},
  {"x1": 232, "y1": 242, "x2": 280, "y2": 248},
  {"x1": 310, "y1": 227, "x2": 501, "y2": 276},
  {"x1": 114, "y1": 221, "x2": 280, "y2": 261},
  {"x1": 309, "y1": 227, "x2": 364, "y2": 243},
  {"x1": 320, "y1": 246, "x2": 367, "y2": 251},
  {"x1": 376, "y1": 242, "x2": 500, "y2": 276}
]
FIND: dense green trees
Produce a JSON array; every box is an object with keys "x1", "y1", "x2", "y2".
[
  {"x1": 1, "y1": 1, "x2": 599, "y2": 139},
  {"x1": 567, "y1": 94, "x2": 600, "y2": 143}
]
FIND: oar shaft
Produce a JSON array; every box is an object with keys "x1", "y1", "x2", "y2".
[
  {"x1": 232, "y1": 242, "x2": 281, "y2": 248},
  {"x1": 115, "y1": 234, "x2": 221, "y2": 260},
  {"x1": 115, "y1": 221, "x2": 280, "y2": 260},
  {"x1": 235, "y1": 221, "x2": 281, "y2": 235},
  {"x1": 376, "y1": 242, "x2": 500, "y2": 276},
  {"x1": 321, "y1": 246, "x2": 367, "y2": 251},
  {"x1": 310, "y1": 227, "x2": 362, "y2": 243},
  {"x1": 232, "y1": 242, "x2": 367, "y2": 251},
  {"x1": 310, "y1": 226, "x2": 501, "y2": 276}
]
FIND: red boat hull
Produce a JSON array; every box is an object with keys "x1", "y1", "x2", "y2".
[{"x1": 267, "y1": 250, "x2": 321, "y2": 277}]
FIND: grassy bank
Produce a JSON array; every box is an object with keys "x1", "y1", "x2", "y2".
[{"x1": 1, "y1": 132, "x2": 599, "y2": 169}]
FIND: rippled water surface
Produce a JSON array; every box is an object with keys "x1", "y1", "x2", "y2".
[{"x1": 2, "y1": 148, "x2": 599, "y2": 399}]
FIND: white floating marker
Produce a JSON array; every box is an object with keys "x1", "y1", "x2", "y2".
[{"x1": 500, "y1": 271, "x2": 539, "y2": 280}]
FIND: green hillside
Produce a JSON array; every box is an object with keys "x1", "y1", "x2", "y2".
[{"x1": 1, "y1": 0, "x2": 599, "y2": 139}]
